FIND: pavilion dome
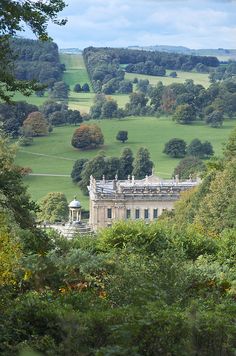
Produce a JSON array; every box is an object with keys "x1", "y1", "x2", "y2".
[{"x1": 68, "y1": 197, "x2": 81, "y2": 209}]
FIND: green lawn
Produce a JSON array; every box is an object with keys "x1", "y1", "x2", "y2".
[
  {"x1": 60, "y1": 53, "x2": 92, "y2": 90},
  {"x1": 16, "y1": 117, "x2": 236, "y2": 206},
  {"x1": 11, "y1": 92, "x2": 50, "y2": 107},
  {"x1": 125, "y1": 70, "x2": 210, "y2": 88}
]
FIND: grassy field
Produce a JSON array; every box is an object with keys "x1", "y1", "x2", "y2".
[
  {"x1": 11, "y1": 53, "x2": 234, "y2": 209},
  {"x1": 125, "y1": 70, "x2": 210, "y2": 88},
  {"x1": 16, "y1": 117, "x2": 236, "y2": 208},
  {"x1": 10, "y1": 54, "x2": 210, "y2": 112}
]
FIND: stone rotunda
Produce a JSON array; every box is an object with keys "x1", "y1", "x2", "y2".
[{"x1": 68, "y1": 197, "x2": 82, "y2": 223}]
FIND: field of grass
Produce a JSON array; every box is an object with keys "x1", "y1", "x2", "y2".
[
  {"x1": 10, "y1": 53, "x2": 234, "y2": 209},
  {"x1": 11, "y1": 92, "x2": 50, "y2": 107},
  {"x1": 125, "y1": 70, "x2": 210, "y2": 88},
  {"x1": 60, "y1": 53, "x2": 92, "y2": 90},
  {"x1": 16, "y1": 117, "x2": 236, "y2": 207}
]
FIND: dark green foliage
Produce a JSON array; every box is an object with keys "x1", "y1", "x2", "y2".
[
  {"x1": 116, "y1": 130, "x2": 128, "y2": 143},
  {"x1": 105, "y1": 157, "x2": 120, "y2": 179},
  {"x1": 50, "y1": 81, "x2": 69, "y2": 100},
  {"x1": 118, "y1": 147, "x2": 134, "y2": 179},
  {"x1": 118, "y1": 80, "x2": 133, "y2": 94},
  {"x1": 173, "y1": 156, "x2": 205, "y2": 179},
  {"x1": 79, "y1": 153, "x2": 107, "y2": 193},
  {"x1": 0, "y1": 101, "x2": 38, "y2": 137},
  {"x1": 169, "y1": 71, "x2": 177, "y2": 78},
  {"x1": 71, "y1": 159, "x2": 89, "y2": 183},
  {"x1": 187, "y1": 139, "x2": 203, "y2": 157},
  {"x1": 12, "y1": 38, "x2": 64, "y2": 89},
  {"x1": 136, "y1": 79, "x2": 150, "y2": 93},
  {"x1": 83, "y1": 47, "x2": 219, "y2": 98},
  {"x1": 173, "y1": 104, "x2": 196, "y2": 124},
  {"x1": 205, "y1": 110, "x2": 224, "y2": 128},
  {"x1": 40, "y1": 100, "x2": 68, "y2": 119},
  {"x1": 163, "y1": 138, "x2": 187, "y2": 158},
  {"x1": 187, "y1": 139, "x2": 214, "y2": 158},
  {"x1": 132, "y1": 147, "x2": 153, "y2": 179},
  {"x1": 101, "y1": 99, "x2": 118, "y2": 118},
  {"x1": 73, "y1": 83, "x2": 81, "y2": 92},
  {"x1": 2, "y1": 128, "x2": 236, "y2": 355},
  {"x1": 90, "y1": 94, "x2": 119, "y2": 119},
  {"x1": 82, "y1": 83, "x2": 90, "y2": 92}
]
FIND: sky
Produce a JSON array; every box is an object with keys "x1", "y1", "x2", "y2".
[{"x1": 24, "y1": 0, "x2": 236, "y2": 49}]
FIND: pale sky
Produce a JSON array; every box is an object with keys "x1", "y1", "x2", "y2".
[{"x1": 23, "y1": 0, "x2": 236, "y2": 49}]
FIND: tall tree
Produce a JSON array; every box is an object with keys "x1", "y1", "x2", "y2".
[
  {"x1": 51, "y1": 81, "x2": 69, "y2": 100},
  {"x1": 119, "y1": 147, "x2": 134, "y2": 179},
  {"x1": 71, "y1": 159, "x2": 89, "y2": 183},
  {"x1": 22, "y1": 111, "x2": 48, "y2": 136},
  {"x1": 38, "y1": 192, "x2": 69, "y2": 223},
  {"x1": 173, "y1": 104, "x2": 196, "y2": 124},
  {"x1": 71, "y1": 124, "x2": 104, "y2": 150},
  {"x1": 79, "y1": 153, "x2": 107, "y2": 194},
  {"x1": 163, "y1": 138, "x2": 187, "y2": 158},
  {"x1": 132, "y1": 147, "x2": 153, "y2": 179},
  {"x1": 116, "y1": 131, "x2": 128, "y2": 143}
]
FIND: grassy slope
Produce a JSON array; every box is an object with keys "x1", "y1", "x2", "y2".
[
  {"x1": 125, "y1": 70, "x2": 210, "y2": 88},
  {"x1": 16, "y1": 117, "x2": 236, "y2": 208},
  {"x1": 12, "y1": 53, "x2": 233, "y2": 208}
]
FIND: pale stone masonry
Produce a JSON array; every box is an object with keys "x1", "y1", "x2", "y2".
[{"x1": 88, "y1": 174, "x2": 199, "y2": 231}]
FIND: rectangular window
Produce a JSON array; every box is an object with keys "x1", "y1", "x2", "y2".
[
  {"x1": 107, "y1": 208, "x2": 112, "y2": 219},
  {"x1": 135, "y1": 209, "x2": 140, "y2": 219},
  {"x1": 126, "y1": 209, "x2": 131, "y2": 219},
  {"x1": 153, "y1": 208, "x2": 158, "y2": 219},
  {"x1": 144, "y1": 209, "x2": 149, "y2": 219}
]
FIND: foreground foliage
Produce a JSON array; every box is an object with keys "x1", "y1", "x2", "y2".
[{"x1": 1, "y1": 128, "x2": 236, "y2": 355}]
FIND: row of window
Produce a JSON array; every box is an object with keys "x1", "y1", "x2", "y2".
[{"x1": 107, "y1": 208, "x2": 158, "y2": 220}]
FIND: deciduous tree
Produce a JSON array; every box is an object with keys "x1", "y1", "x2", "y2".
[
  {"x1": 22, "y1": 111, "x2": 48, "y2": 136},
  {"x1": 71, "y1": 124, "x2": 104, "y2": 150},
  {"x1": 205, "y1": 110, "x2": 224, "y2": 128},
  {"x1": 173, "y1": 104, "x2": 196, "y2": 124},
  {"x1": 163, "y1": 138, "x2": 187, "y2": 158},
  {"x1": 38, "y1": 192, "x2": 69, "y2": 223},
  {"x1": 173, "y1": 156, "x2": 205, "y2": 180},
  {"x1": 116, "y1": 131, "x2": 128, "y2": 143},
  {"x1": 71, "y1": 158, "x2": 89, "y2": 183}
]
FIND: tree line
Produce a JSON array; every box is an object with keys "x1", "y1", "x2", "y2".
[
  {"x1": 11, "y1": 38, "x2": 65, "y2": 90},
  {"x1": 0, "y1": 100, "x2": 83, "y2": 139},
  {"x1": 83, "y1": 46, "x2": 220, "y2": 94},
  {"x1": 71, "y1": 147, "x2": 153, "y2": 194},
  {"x1": 88, "y1": 77, "x2": 236, "y2": 126}
]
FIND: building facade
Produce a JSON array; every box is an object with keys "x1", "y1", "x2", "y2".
[{"x1": 88, "y1": 174, "x2": 199, "y2": 231}]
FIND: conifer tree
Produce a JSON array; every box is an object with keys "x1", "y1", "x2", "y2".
[
  {"x1": 132, "y1": 147, "x2": 153, "y2": 179},
  {"x1": 119, "y1": 148, "x2": 134, "y2": 179}
]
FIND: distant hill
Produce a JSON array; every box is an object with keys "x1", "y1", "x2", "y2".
[
  {"x1": 60, "y1": 48, "x2": 83, "y2": 54},
  {"x1": 127, "y1": 45, "x2": 236, "y2": 61},
  {"x1": 60, "y1": 45, "x2": 236, "y2": 61}
]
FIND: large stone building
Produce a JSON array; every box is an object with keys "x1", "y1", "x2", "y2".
[{"x1": 88, "y1": 174, "x2": 199, "y2": 231}]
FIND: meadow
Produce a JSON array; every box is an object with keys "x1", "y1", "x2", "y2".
[
  {"x1": 16, "y1": 117, "x2": 236, "y2": 208},
  {"x1": 125, "y1": 69, "x2": 210, "y2": 88},
  {"x1": 13, "y1": 52, "x2": 235, "y2": 209}
]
